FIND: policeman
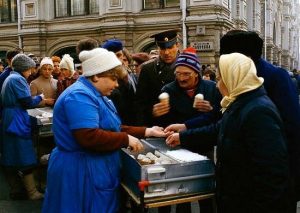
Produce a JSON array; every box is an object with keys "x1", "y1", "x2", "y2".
[{"x1": 135, "y1": 29, "x2": 180, "y2": 126}]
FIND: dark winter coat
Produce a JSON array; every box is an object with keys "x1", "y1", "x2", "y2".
[
  {"x1": 135, "y1": 58, "x2": 176, "y2": 126},
  {"x1": 180, "y1": 87, "x2": 290, "y2": 213},
  {"x1": 256, "y1": 58, "x2": 300, "y2": 199}
]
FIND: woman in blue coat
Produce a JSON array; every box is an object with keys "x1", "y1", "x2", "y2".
[
  {"x1": 42, "y1": 48, "x2": 165, "y2": 213},
  {"x1": 1, "y1": 54, "x2": 51, "y2": 200},
  {"x1": 166, "y1": 53, "x2": 290, "y2": 213}
]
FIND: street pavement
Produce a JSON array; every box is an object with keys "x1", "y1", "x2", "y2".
[
  {"x1": 0, "y1": 167, "x2": 299, "y2": 213},
  {"x1": 0, "y1": 166, "x2": 187, "y2": 213},
  {"x1": 0, "y1": 167, "x2": 42, "y2": 213}
]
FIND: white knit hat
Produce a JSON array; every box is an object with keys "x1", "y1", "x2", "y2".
[
  {"x1": 40, "y1": 57, "x2": 54, "y2": 67},
  {"x1": 60, "y1": 54, "x2": 75, "y2": 75},
  {"x1": 79, "y1": 48, "x2": 122, "y2": 77}
]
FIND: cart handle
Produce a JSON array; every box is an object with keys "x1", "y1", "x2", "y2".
[
  {"x1": 140, "y1": 173, "x2": 214, "y2": 187},
  {"x1": 138, "y1": 180, "x2": 150, "y2": 191}
]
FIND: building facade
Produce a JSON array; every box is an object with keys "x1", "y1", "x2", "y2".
[{"x1": 0, "y1": 0, "x2": 299, "y2": 70}]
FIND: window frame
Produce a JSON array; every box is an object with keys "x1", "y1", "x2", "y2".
[
  {"x1": 54, "y1": 0, "x2": 98, "y2": 18},
  {"x1": 143, "y1": 0, "x2": 180, "y2": 10},
  {"x1": 0, "y1": 0, "x2": 17, "y2": 23}
]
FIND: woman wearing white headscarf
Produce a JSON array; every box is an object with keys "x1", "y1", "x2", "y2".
[
  {"x1": 166, "y1": 53, "x2": 290, "y2": 212},
  {"x1": 56, "y1": 54, "x2": 79, "y2": 98}
]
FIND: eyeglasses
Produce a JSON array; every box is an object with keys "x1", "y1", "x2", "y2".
[{"x1": 174, "y1": 72, "x2": 194, "y2": 78}]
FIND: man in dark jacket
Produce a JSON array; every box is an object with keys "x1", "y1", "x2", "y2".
[
  {"x1": 135, "y1": 29, "x2": 179, "y2": 126},
  {"x1": 153, "y1": 47, "x2": 221, "y2": 213},
  {"x1": 152, "y1": 47, "x2": 222, "y2": 128},
  {"x1": 0, "y1": 49, "x2": 21, "y2": 93}
]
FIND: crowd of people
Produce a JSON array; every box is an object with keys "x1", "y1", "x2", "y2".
[{"x1": 0, "y1": 29, "x2": 300, "y2": 213}]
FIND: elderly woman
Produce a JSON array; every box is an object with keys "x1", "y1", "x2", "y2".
[
  {"x1": 165, "y1": 53, "x2": 290, "y2": 212},
  {"x1": 1, "y1": 54, "x2": 52, "y2": 200},
  {"x1": 42, "y1": 48, "x2": 165, "y2": 213},
  {"x1": 56, "y1": 54, "x2": 78, "y2": 97}
]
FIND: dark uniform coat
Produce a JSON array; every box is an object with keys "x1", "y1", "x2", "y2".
[
  {"x1": 135, "y1": 57, "x2": 176, "y2": 126},
  {"x1": 180, "y1": 87, "x2": 290, "y2": 213}
]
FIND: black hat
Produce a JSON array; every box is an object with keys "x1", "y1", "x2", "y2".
[
  {"x1": 150, "y1": 29, "x2": 179, "y2": 49},
  {"x1": 220, "y1": 30, "x2": 263, "y2": 62}
]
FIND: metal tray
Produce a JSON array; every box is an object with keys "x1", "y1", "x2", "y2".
[
  {"x1": 120, "y1": 138, "x2": 215, "y2": 199},
  {"x1": 27, "y1": 107, "x2": 53, "y2": 135}
]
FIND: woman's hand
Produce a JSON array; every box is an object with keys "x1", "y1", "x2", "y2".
[
  {"x1": 145, "y1": 126, "x2": 166, "y2": 138},
  {"x1": 194, "y1": 100, "x2": 213, "y2": 112},
  {"x1": 44, "y1": 98, "x2": 55, "y2": 106},
  {"x1": 164, "y1": 123, "x2": 187, "y2": 133},
  {"x1": 152, "y1": 102, "x2": 170, "y2": 117},
  {"x1": 128, "y1": 135, "x2": 144, "y2": 152},
  {"x1": 166, "y1": 133, "x2": 181, "y2": 148}
]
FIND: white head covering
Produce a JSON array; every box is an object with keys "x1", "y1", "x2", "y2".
[
  {"x1": 219, "y1": 52, "x2": 264, "y2": 113},
  {"x1": 40, "y1": 57, "x2": 54, "y2": 68},
  {"x1": 79, "y1": 48, "x2": 122, "y2": 77},
  {"x1": 60, "y1": 54, "x2": 75, "y2": 76}
]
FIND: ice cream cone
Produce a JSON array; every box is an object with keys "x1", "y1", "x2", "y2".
[
  {"x1": 193, "y1": 93, "x2": 204, "y2": 108},
  {"x1": 159, "y1": 92, "x2": 169, "y2": 105}
]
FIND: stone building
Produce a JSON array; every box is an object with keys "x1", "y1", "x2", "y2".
[{"x1": 0, "y1": 0, "x2": 299, "y2": 70}]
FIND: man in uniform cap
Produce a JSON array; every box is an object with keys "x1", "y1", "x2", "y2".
[
  {"x1": 151, "y1": 29, "x2": 178, "y2": 50},
  {"x1": 135, "y1": 29, "x2": 180, "y2": 126}
]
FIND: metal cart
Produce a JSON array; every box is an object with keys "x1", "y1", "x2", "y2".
[
  {"x1": 120, "y1": 138, "x2": 216, "y2": 212},
  {"x1": 27, "y1": 107, "x2": 54, "y2": 189}
]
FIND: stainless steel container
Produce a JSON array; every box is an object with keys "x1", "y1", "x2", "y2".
[
  {"x1": 121, "y1": 138, "x2": 215, "y2": 200},
  {"x1": 27, "y1": 107, "x2": 53, "y2": 136}
]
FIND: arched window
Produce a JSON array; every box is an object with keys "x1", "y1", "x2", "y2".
[{"x1": 142, "y1": 42, "x2": 157, "y2": 53}]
